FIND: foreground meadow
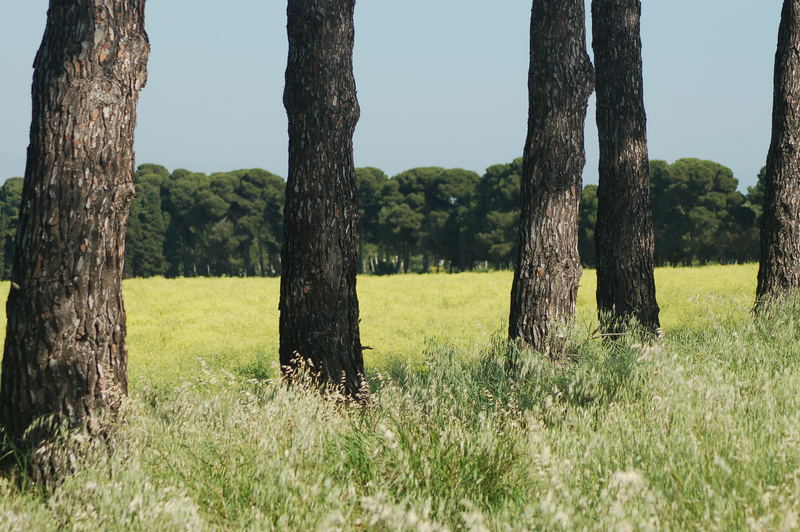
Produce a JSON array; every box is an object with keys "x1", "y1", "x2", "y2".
[{"x1": 4, "y1": 264, "x2": 800, "y2": 530}]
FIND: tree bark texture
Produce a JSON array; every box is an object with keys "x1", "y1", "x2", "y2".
[
  {"x1": 592, "y1": 0, "x2": 660, "y2": 333},
  {"x1": 0, "y1": 1, "x2": 149, "y2": 448},
  {"x1": 280, "y1": 0, "x2": 365, "y2": 399},
  {"x1": 757, "y1": 0, "x2": 800, "y2": 304},
  {"x1": 508, "y1": 0, "x2": 594, "y2": 353}
]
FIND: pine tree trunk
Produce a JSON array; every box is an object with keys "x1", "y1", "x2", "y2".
[
  {"x1": 280, "y1": 0, "x2": 365, "y2": 400},
  {"x1": 757, "y1": 0, "x2": 800, "y2": 304},
  {"x1": 508, "y1": 0, "x2": 594, "y2": 353},
  {"x1": 592, "y1": 0, "x2": 660, "y2": 333},
  {"x1": 0, "y1": 0, "x2": 149, "y2": 458}
]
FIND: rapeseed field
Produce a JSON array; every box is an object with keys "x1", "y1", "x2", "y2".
[{"x1": 121, "y1": 264, "x2": 758, "y2": 382}]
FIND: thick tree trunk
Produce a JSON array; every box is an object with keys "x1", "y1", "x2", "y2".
[
  {"x1": 757, "y1": 0, "x2": 800, "y2": 304},
  {"x1": 280, "y1": 0, "x2": 365, "y2": 400},
  {"x1": 592, "y1": 0, "x2": 660, "y2": 333},
  {"x1": 0, "y1": 0, "x2": 149, "y2": 455},
  {"x1": 508, "y1": 0, "x2": 594, "y2": 353}
]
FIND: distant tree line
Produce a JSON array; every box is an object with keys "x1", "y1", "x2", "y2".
[
  {"x1": 0, "y1": 157, "x2": 763, "y2": 280},
  {"x1": 0, "y1": 157, "x2": 765, "y2": 280}
]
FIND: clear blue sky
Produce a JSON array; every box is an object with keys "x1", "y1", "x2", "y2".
[{"x1": 0, "y1": 1, "x2": 782, "y2": 190}]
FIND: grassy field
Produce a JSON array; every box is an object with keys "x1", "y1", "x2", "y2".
[
  {"x1": 120, "y1": 264, "x2": 758, "y2": 382},
  {"x1": 5, "y1": 263, "x2": 800, "y2": 530}
]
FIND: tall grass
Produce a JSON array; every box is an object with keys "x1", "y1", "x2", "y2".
[{"x1": 1, "y1": 270, "x2": 800, "y2": 530}]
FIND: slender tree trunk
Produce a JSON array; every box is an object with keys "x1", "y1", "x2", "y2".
[
  {"x1": 458, "y1": 224, "x2": 466, "y2": 271},
  {"x1": 592, "y1": 0, "x2": 660, "y2": 333},
  {"x1": 256, "y1": 232, "x2": 265, "y2": 277},
  {"x1": 257, "y1": 239, "x2": 264, "y2": 277},
  {"x1": 358, "y1": 237, "x2": 365, "y2": 274},
  {"x1": 508, "y1": 0, "x2": 594, "y2": 353},
  {"x1": 0, "y1": 0, "x2": 149, "y2": 460},
  {"x1": 280, "y1": 0, "x2": 365, "y2": 400},
  {"x1": 757, "y1": 0, "x2": 800, "y2": 304}
]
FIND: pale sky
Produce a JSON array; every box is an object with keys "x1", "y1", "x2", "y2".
[{"x1": 0, "y1": 1, "x2": 783, "y2": 190}]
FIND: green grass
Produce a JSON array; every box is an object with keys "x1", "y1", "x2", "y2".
[{"x1": 6, "y1": 263, "x2": 800, "y2": 531}]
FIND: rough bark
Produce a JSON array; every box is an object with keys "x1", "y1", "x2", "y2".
[
  {"x1": 0, "y1": 0, "x2": 149, "y2": 458},
  {"x1": 280, "y1": 0, "x2": 365, "y2": 399},
  {"x1": 757, "y1": 0, "x2": 800, "y2": 305},
  {"x1": 508, "y1": 0, "x2": 594, "y2": 353},
  {"x1": 592, "y1": 0, "x2": 660, "y2": 333}
]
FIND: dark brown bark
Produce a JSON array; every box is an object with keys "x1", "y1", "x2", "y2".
[
  {"x1": 592, "y1": 0, "x2": 660, "y2": 333},
  {"x1": 280, "y1": 0, "x2": 365, "y2": 399},
  {"x1": 757, "y1": 0, "x2": 800, "y2": 305},
  {"x1": 508, "y1": 1, "x2": 594, "y2": 353},
  {"x1": 0, "y1": 0, "x2": 149, "y2": 454}
]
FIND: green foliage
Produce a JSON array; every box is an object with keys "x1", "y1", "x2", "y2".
[
  {"x1": 577, "y1": 160, "x2": 763, "y2": 267},
  {"x1": 126, "y1": 170, "x2": 167, "y2": 277},
  {"x1": 745, "y1": 166, "x2": 766, "y2": 227},
  {"x1": 383, "y1": 166, "x2": 481, "y2": 272},
  {"x1": 228, "y1": 169, "x2": 284, "y2": 276},
  {"x1": 472, "y1": 159, "x2": 521, "y2": 268},
  {"x1": 0, "y1": 156, "x2": 768, "y2": 279},
  {"x1": 356, "y1": 167, "x2": 389, "y2": 247},
  {"x1": 355, "y1": 167, "x2": 392, "y2": 273},
  {"x1": 0, "y1": 178, "x2": 22, "y2": 279},
  {"x1": 649, "y1": 158, "x2": 759, "y2": 265},
  {"x1": 579, "y1": 184, "x2": 598, "y2": 266},
  {"x1": 152, "y1": 166, "x2": 284, "y2": 278}
]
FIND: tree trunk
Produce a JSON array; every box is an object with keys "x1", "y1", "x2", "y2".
[
  {"x1": 358, "y1": 237, "x2": 365, "y2": 275},
  {"x1": 508, "y1": 0, "x2": 594, "y2": 353},
  {"x1": 257, "y1": 238, "x2": 264, "y2": 276},
  {"x1": 0, "y1": 0, "x2": 149, "y2": 460},
  {"x1": 280, "y1": 0, "x2": 365, "y2": 400},
  {"x1": 757, "y1": 0, "x2": 800, "y2": 305},
  {"x1": 592, "y1": 0, "x2": 660, "y2": 333}
]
